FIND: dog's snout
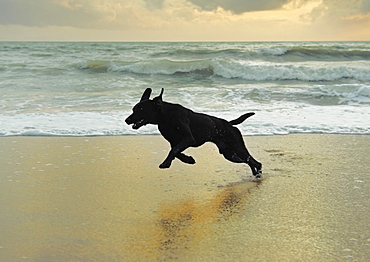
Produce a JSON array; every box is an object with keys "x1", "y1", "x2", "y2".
[{"x1": 125, "y1": 115, "x2": 132, "y2": 124}]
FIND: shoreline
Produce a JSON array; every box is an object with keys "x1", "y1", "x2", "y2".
[
  {"x1": 1, "y1": 134, "x2": 369, "y2": 261},
  {"x1": 2, "y1": 132, "x2": 370, "y2": 137}
]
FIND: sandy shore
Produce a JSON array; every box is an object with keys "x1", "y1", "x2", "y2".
[{"x1": 0, "y1": 134, "x2": 369, "y2": 261}]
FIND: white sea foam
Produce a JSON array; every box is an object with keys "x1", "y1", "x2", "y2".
[
  {"x1": 0, "y1": 112, "x2": 157, "y2": 136},
  {"x1": 0, "y1": 104, "x2": 369, "y2": 137}
]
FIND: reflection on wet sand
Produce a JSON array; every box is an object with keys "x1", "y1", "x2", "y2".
[
  {"x1": 1, "y1": 135, "x2": 369, "y2": 261},
  {"x1": 154, "y1": 180, "x2": 261, "y2": 261}
]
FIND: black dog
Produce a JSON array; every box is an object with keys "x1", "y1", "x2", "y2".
[{"x1": 126, "y1": 88, "x2": 262, "y2": 178}]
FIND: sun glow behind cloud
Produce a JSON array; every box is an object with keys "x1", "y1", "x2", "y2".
[{"x1": 0, "y1": 0, "x2": 369, "y2": 41}]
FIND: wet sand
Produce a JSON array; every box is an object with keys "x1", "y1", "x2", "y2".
[{"x1": 0, "y1": 134, "x2": 369, "y2": 261}]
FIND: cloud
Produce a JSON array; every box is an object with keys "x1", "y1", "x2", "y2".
[
  {"x1": 187, "y1": 0, "x2": 291, "y2": 14},
  {"x1": 0, "y1": 0, "x2": 369, "y2": 40},
  {"x1": 294, "y1": 0, "x2": 370, "y2": 40},
  {"x1": 1, "y1": 0, "x2": 369, "y2": 27},
  {"x1": 0, "y1": 0, "x2": 100, "y2": 28},
  {"x1": 0, "y1": 0, "x2": 318, "y2": 28},
  {"x1": 364, "y1": 0, "x2": 370, "y2": 12},
  {"x1": 143, "y1": 0, "x2": 165, "y2": 10},
  {"x1": 0, "y1": 0, "x2": 194, "y2": 30},
  {"x1": 303, "y1": 0, "x2": 370, "y2": 21}
]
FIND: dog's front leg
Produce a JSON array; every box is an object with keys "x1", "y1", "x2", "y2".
[
  {"x1": 176, "y1": 153, "x2": 195, "y2": 164},
  {"x1": 159, "y1": 138, "x2": 194, "y2": 168}
]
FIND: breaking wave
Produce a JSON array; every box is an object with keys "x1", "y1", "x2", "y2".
[
  {"x1": 76, "y1": 58, "x2": 370, "y2": 82},
  {"x1": 149, "y1": 43, "x2": 370, "y2": 61}
]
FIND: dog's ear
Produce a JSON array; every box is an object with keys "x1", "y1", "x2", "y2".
[
  {"x1": 153, "y1": 88, "x2": 164, "y2": 107},
  {"x1": 158, "y1": 88, "x2": 164, "y2": 99},
  {"x1": 140, "y1": 88, "x2": 152, "y2": 101}
]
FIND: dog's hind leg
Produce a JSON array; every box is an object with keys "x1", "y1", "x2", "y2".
[
  {"x1": 218, "y1": 142, "x2": 262, "y2": 178},
  {"x1": 232, "y1": 138, "x2": 262, "y2": 178},
  {"x1": 176, "y1": 153, "x2": 196, "y2": 164},
  {"x1": 246, "y1": 155, "x2": 262, "y2": 178},
  {"x1": 217, "y1": 145, "x2": 245, "y2": 164}
]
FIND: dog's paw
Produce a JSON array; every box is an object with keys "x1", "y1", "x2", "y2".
[
  {"x1": 159, "y1": 161, "x2": 171, "y2": 169},
  {"x1": 183, "y1": 156, "x2": 196, "y2": 164},
  {"x1": 255, "y1": 170, "x2": 262, "y2": 179},
  {"x1": 177, "y1": 153, "x2": 196, "y2": 164}
]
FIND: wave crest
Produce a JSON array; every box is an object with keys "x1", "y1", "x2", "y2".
[
  {"x1": 283, "y1": 47, "x2": 370, "y2": 60},
  {"x1": 76, "y1": 59, "x2": 215, "y2": 76},
  {"x1": 76, "y1": 58, "x2": 370, "y2": 82}
]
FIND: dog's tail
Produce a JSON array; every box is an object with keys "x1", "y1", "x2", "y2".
[{"x1": 229, "y1": 112, "x2": 255, "y2": 125}]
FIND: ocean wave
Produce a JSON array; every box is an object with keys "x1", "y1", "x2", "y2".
[
  {"x1": 151, "y1": 47, "x2": 243, "y2": 58},
  {"x1": 3, "y1": 42, "x2": 370, "y2": 138},
  {"x1": 148, "y1": 43, "x2": 370, "y2": 62},
  {"x1": 75, "y1": 60, "x2": 113, "y2": 73},
  {"x1": 313, "y1": 84, "x2": 370, "y2": 104},
  {"x1": 30, "y1": 53, "x2": 54, "y2": 57},
  {"x1": 270, "y1": 84, "x2": 370, "y2": 105},
  {"x1": 75, "y1": 59, "x2": 216, "y2": 76},
  {"x1": 282, "y1": 47, "x2": 370, "y2": 60},
  {"x1": 215, "y1": 60, "x2": 370, "y2": 81},
  {"x1": 76, "y1": 58, "x2": 370, "y2": 82},
  {"x1": 223, "y1": 84, "x2": 370, "y2": 106}
]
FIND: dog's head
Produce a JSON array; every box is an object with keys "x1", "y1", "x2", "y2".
[{"x1": 125, "y1": 88, "x2": 164, "y2": 129}]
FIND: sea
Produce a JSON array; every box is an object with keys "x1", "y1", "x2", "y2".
[{"x1": 1, "y1": 41, "x2": 369, "y2": 136}]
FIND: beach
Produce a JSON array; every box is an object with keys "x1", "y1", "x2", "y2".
[
  {"x1": 1, "y1": 41, "x2": 369, "y2": 261},
  {"x1": 0, "y1": 134, "x2": 369, "y2": 261}
]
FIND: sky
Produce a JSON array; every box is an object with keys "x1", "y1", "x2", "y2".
[{"x1": 0, "y1": 0, "x2": 369, "y2": 41}]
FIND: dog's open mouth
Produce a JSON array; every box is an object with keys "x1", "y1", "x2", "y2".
[{"x1": 133, "y1": 119, "x2": 146, "y2": 129}]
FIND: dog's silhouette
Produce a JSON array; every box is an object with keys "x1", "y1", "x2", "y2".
[{"x1": 126, "y1": 88, "x2": 262, "y2": 178}]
